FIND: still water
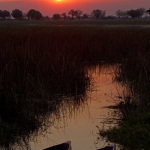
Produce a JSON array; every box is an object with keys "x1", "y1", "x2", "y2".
[{"x1": 13, "y1": 63, "x2": 124, "y2": 150}]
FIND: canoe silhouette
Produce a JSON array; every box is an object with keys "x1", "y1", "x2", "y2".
[
  {"x1": 43, "y1": 141, "x2": 115, "y2": 150},
  {"x1": 43, "y1": 141, "x2": 72, "y2": 150}
]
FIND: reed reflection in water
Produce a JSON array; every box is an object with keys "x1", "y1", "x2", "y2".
[
  {"x1": 8, "y1": 63, "x2": 125, "y2": 150},
  {"x1": 23, "y1": 63, "x2": 124, "y2": 150}
]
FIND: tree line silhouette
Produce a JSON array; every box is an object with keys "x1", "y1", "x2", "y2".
[
  {"x1": 0, "y1": 8, "x2": 150, "y2": 20},
  {"x1": 0, "y1": 9, "x2": 42, "y2": 20}
]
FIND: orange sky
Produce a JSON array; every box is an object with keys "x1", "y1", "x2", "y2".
[{"x1": 0, "y1": 0, "x2": 149, "y2": 17}]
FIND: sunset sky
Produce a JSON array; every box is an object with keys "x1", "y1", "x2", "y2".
[{"x1": 0, "y1": 0, "x2": 149, "y2": 17}]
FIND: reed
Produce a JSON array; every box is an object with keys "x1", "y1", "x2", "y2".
[
  {"x1": 98, "y1": 42, "x2": 150, "y2": 149},
  {"x1": 0, "y1": 22, "x2": 150, "y2": 148},
  {"x1": 98, "y1": 112, "x2": 150, "y2": 149}
]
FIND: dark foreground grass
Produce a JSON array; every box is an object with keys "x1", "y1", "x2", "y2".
[
  {"x1": 99, "y1": 112, "x2": 150, "y2": 150},
  {"x1": 0, "y1": 23, "x2": 150, "y2": 147},
  {"x1": 97, "y1": 34, "x2": 150, "y2": 149},
  {"x1": 1, "y1": 25, "x2": 150, "y2": 101}
]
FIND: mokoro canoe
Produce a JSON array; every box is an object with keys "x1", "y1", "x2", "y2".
[
  {"x1": 97, "y1": 143, "x2": 115, "y2": 150},
  {"x1": 43, "y1": 141, "x2": 72, "y2": 150},
  {"x1": 43, "y1": 141, "x2": 115, "y2": 150}
]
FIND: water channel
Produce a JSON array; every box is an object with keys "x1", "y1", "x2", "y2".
[{"x1": 12, "y1": 63, "x2": 125, "y2": 150}]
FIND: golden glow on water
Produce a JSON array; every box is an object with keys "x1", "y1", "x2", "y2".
[{"x1": 14, "y1": 64, "x2": 124, "y2": 150}]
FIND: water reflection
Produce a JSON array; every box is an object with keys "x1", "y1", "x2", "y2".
[
  {"x1": 55, "y1": 25, "x2": 63, "y2": 27},
  {"x1": 6, "y1": 63, "x2": 125, "y2": 150}
]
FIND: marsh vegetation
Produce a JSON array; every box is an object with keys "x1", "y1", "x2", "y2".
[
  {"x1": 1, "y1": 19, "x2": 150, "y2": 26},
  {"x1": 0, "y1": 20, "x2": 150, "y2": 149}
]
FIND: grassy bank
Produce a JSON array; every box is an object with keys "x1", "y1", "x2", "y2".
[
  {"x1": 98, "y1": 41, "x2": 150, "y2": 149},
  {"x1": 0, "y1": 22, "x2": 150, "y2": 147},
  {"x1": 99, "y1": 112, "x2": 150, "y2": 149}
]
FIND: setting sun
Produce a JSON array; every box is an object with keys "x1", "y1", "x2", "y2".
[{"x1": 56, "y1": 0, "x2": 61, "y2": 1}]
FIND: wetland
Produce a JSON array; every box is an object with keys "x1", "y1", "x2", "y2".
[{"x1": 0, "y1": 19, "x2": 150, "y2": 150}]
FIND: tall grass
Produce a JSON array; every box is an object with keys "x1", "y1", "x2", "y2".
[
  {"x1": 114, "y1": 50, "x2": 150, "y2": 118},
  {"x1": 97, "y1": 28, "x2": 150, "y2": 149},
  {"x1": 0, "y1": 25, "x2": 91, "y2": 147},
  {"x1": 0, "y1": 23, "x2": 150, "y2": 148}
]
